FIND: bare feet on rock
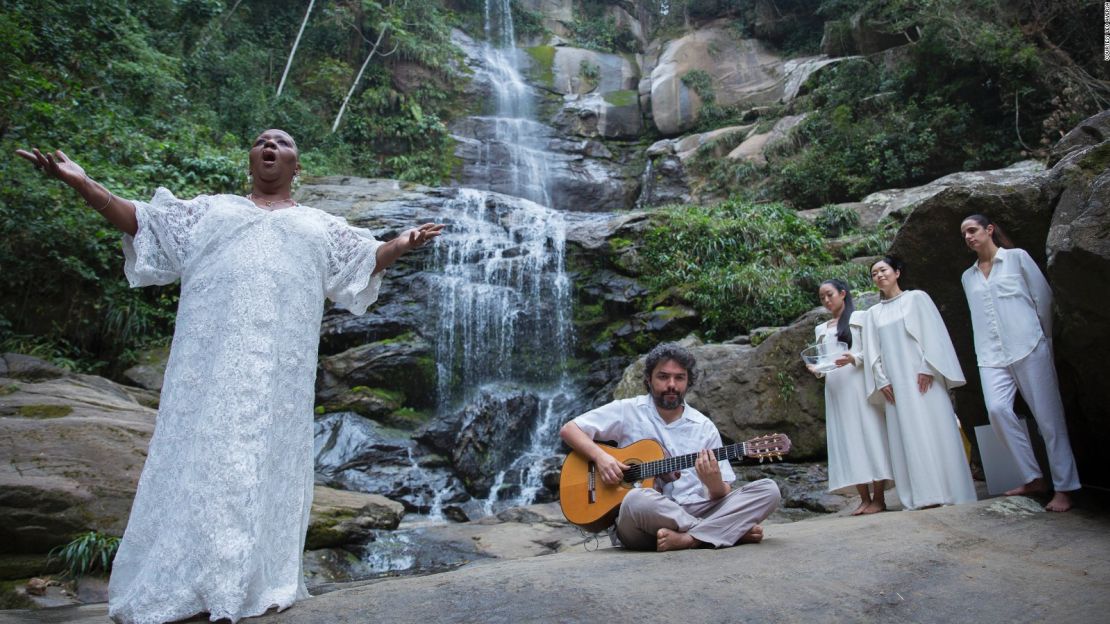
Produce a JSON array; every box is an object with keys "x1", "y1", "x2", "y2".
[
  {"x1": 1045, "y1": 491, "x2": 1072, "y2": 512},
  {"x1": 656, "y1": 528, "x2": 697, "y2": 551},
  {"x1": 850, "y1": 502, "x2": 869, "y2": 516},
  {"x1": 1005, "y1": 478, "x2": 1048, "y2": 497},
  {"x1": 738, "y1": 525, "x2": 764, "y2": 544},
  {"x1": 860, "y1": 501, "x2": 886, "y2": 514}
]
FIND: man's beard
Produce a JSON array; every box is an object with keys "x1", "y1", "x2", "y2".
[{"x1": 652, "y1": 389, "x2": 684, "y2": 410}]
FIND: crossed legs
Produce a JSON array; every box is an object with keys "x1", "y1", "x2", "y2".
[{"x1": 614, "y1": 479, "x2": 781, "y2": 551}]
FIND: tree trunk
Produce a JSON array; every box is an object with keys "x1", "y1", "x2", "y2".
[
  {"x1": 331, "y1": 25, "x2": 389, "y2": 133},
  {"x1": 276, "y1": 0, "x2": 317, "y2": 98}
]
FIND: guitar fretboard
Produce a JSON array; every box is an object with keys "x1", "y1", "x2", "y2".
[{"x1": 623, "y1": 443, "x2": 748, "y2": 482}]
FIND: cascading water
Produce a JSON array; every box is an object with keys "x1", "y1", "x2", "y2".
[
  {"x1": 467, "y1": 0, "x2": 555, "y2": 208},
  {"x1": 427, "y1": 0, "x2": 576, "y2": 514}
]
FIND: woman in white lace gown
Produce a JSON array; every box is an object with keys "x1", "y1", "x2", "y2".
[
  {"x1": 863, "y1": 257, "x2": 976, "y2": 511},
  {"x1": 17, "y1": 132, "x2": 443, "y2": 624},
  {"x1": 810, "y1": 279, "x2": 892, "y2": 515}
]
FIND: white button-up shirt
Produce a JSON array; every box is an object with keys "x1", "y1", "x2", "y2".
[
  {"x1": 572, "y1": 394, "x2": 736, "y2": 504},
  {"x1": 961, "y1": 247, "x2": 1053, "y2": 368}
]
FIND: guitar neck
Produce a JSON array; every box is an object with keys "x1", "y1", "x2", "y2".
[{"x1": 625, "y1": 443, "x2": 747, "y2": 481}]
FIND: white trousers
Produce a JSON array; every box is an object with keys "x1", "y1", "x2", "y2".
[
  {"x1": 980, "y1": 338, "x2": 1080, "y2": 492},
  {"x1": 614, "y1": 479, "x2": 781, "y2": 550}
]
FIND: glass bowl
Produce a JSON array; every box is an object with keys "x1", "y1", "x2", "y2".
[{"x1": 801, "y1": 341, "x2": 848, "y2": 374}]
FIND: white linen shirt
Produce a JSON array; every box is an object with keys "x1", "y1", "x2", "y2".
[
  {"x1": 572, "y1": 394, "x2": 736, "y2": 505},
  {"x1": 961, "y1": 247, "x2": 1053, "y2": 368}
]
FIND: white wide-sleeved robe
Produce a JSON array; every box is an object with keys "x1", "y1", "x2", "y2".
[
  {"x1": 864, "y1": 290, "x2": 976, "y2": 510},
  {"x1": 108, "y1": 189, "x2": 383, "y2": 624}
]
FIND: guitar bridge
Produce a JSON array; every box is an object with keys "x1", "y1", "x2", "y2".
[{"x1": 587, "y1": 462, "x2": 596, "y2": 504}]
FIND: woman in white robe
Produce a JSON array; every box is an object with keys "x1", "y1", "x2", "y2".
[
  {"x1": 864, "y1": 257, "x2": 977, "y2": 510},
  {"x1": 811, "y1": 279, "x2": 893, "y2": 515},
  {"x1": 17, "y1": 133, "x2": 443, "y2": 624}
]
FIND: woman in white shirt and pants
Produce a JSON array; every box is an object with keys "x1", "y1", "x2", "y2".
[{"x1": 960, "y1": 214, "x2": 1080, "y2": 511}]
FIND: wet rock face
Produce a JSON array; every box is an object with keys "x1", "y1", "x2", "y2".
[
  {"x1": 314, "y1": 412, "x2": 468, "y2": 513},
  {"x1": 316, "y1": 333, "x2": 437, "y2": 413},
  {"x1": 449, "y1": 116, "x2": 642, "y2": 212},
  {"x1": 450, "y1": 390, "x2": 542, "y2": 497}
]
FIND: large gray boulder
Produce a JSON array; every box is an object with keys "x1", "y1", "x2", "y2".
[
  {"x1": 517, "y1": 0, "x2": 574, "y2": 38},
  {"x1": 548, "y1": 47, "x2": 638, "y2": 95},
  {"x1": 649, "y1": 21, "x2": 785, "y2": 135},
  {"x1": 0, "y1": 356, "x2": 156, "y2": 554},
  {"x1": 1045, "y1": 139, "x2": 1110, "y2": 485}
]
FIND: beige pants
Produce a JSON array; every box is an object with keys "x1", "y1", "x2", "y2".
[{"x1": 614, "y1": 478, "x2": 781, "y2": 550}]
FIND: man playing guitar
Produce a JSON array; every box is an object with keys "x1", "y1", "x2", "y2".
[{"x1": 559, "y1": 342, "x2": 782, "y2": 551}]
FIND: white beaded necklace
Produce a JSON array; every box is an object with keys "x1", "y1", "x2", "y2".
[{"x1": 247, "y1": 193, "x2": 297, "y2": 208}]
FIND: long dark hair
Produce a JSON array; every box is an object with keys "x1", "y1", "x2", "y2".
[
  {"x1": 963, "y1": 213, "x2": 1015, "y2": 248},
  {"x1": 821, "y1": 279, "x2": 854, "y2": 348}
]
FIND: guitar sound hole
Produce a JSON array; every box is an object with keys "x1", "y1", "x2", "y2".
[{"x1": 622, "y1": 459, "x2": 643, "y2": 490}]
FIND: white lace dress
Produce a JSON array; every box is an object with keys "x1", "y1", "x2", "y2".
[{"x1": 107, "y1": 189, "x2": 383, "y2": 624}]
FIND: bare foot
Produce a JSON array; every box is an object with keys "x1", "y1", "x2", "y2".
[
  {"x1": 738, "y1": 525, "x2": 764, "y2": 544},
  {"x1": 860, "y1": 501, "x2": 886, "y2": 514},
  {"x1": 850, "y1": 502, "x2": 869, "y2": 516},
  {"x1": 656, "y1": 528, "x2": 697, "y2": 552},
  {"x1": 1045, "y1": 491, "x2": 1072, "y2": 512},
  {"x1": 1005, "y1": 478, "x2": 1048, "y2": 497}
]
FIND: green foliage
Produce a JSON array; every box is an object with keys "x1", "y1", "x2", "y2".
[
  {"x1": 568, "y1": 16, "x2": 638, "y2": 54},
  {"x1": 602, "y1": 90, "x2": 638, "y2": 107},
  {"x1": 525, "y1": 45, "x2": 556, "y2": 86},
  {"x1": 579, "y1": 60, "x2": 601, "y2": 87},
  {"x1": 640, "y1": 198, "x2": 869, "y2": 338},
  {"x1": 776, "y1": 371, "x2": 797, "y2": 403},
  {"x1": 510, "y1": 0, "x2": 548, "y2": 40},
  {"x1": 0, "y1": 0, "x2": 465, "y2": 372},
  {"x1": 681, "y1": 70, "x2": 715, "y2": 105},
  {"x1": 49, "y1": 531, "x2": 121, "y2": 578},
  {"x1": 814, "y1": 204, "x2": 861, "y2": 238}
]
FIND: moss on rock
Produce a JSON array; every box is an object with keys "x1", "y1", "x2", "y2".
[
  {"x1": 525, "y1": 46, "x2": 556, "y2": 86},
  {"x1": 603, "y1": 89, "x2": 638, "y2": 108},
  {"x1": 17, "y1": 405, "x2": 73, "y2": 419}
]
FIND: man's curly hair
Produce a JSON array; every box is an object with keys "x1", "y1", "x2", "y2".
[{"x1": 642, "y1": 342, "x2": 697, "y2": 392}]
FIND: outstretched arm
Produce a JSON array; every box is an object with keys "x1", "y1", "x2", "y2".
[
  {"x1": 372, "y1": 223, "x2": 445, "y2": 275},
  {"x1": 15, "y1": 148, "x2": 138, "y2": 236}
]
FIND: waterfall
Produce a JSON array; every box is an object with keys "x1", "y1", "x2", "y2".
[
  {"x1": 468, "y1": 0, "x2": 555, "y2": 208},
  {"x1": 430, "y1": 189, "x2": 571, "y2": 405},
  {"x1": 422, "y1": 0, "x2": 576, "y2": 514}
]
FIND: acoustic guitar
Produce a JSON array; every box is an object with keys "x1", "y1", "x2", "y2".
[{"x1": 559, "y1": 433, "x2": 791, "y2": 532}]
